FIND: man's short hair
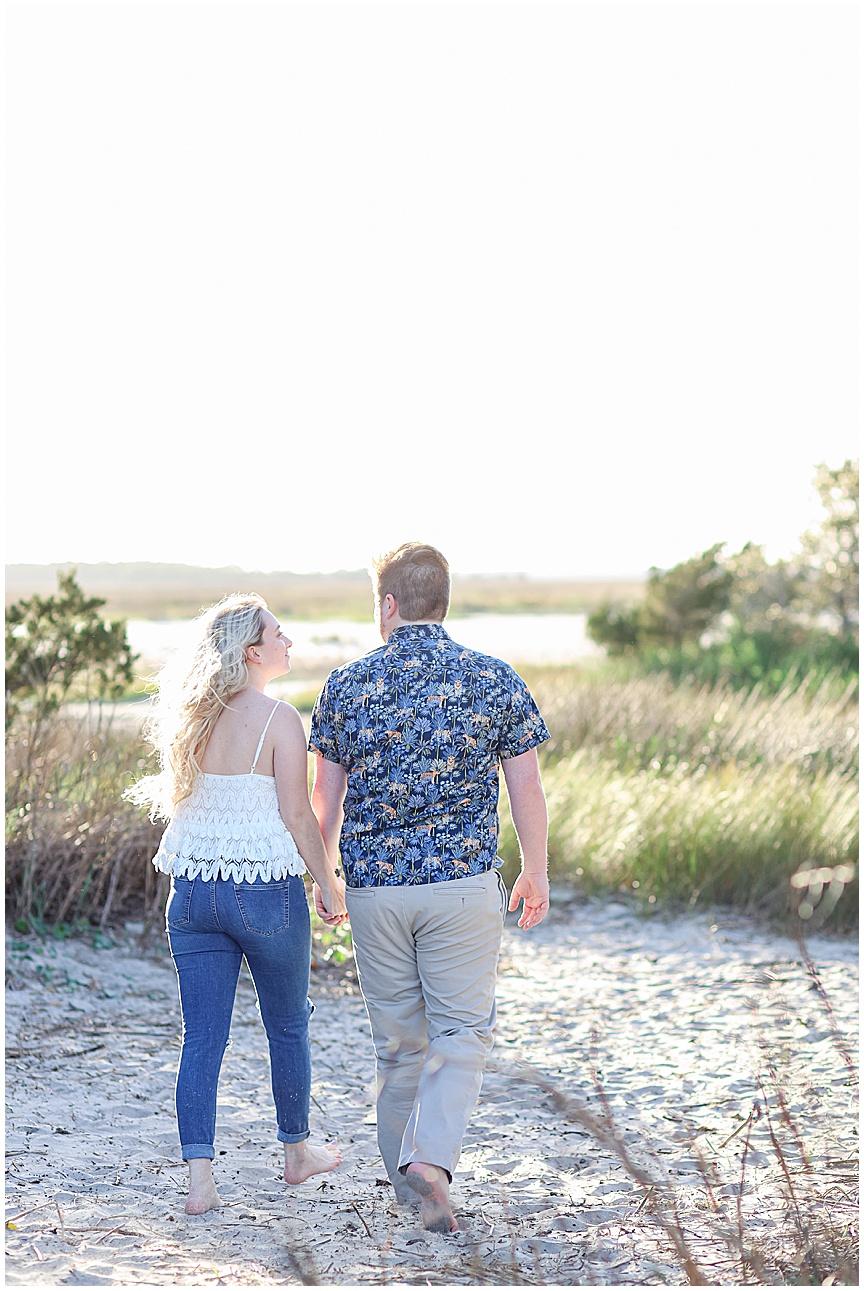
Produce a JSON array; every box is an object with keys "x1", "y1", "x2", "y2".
[{"x1": 372, "y1": 543, "x2": 451, "y2": 622}]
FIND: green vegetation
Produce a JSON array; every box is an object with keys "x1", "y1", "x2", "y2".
[
  {"x1": 588, "y1": 460, "x2": 859, "y2": 693},
  {"x1": 5, "y1": 572, "x2": 156, "y2": 931},
  {"x1": 6, "y1": 661, "x2": 857, "y2": 933},
  {"x1": 5, "y1": 463, "x2": 858, "y2": 932},
  {"x1": 522, "y1": 462, "x2": 859, "y2": 929},
  {"x1": 496, "y1": 663, "x2": 858, "y2": 927},
  {"x1": 5, "y1": 571, "x2": 137, "y2": 730}
]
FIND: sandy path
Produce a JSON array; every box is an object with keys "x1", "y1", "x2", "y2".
[{"x1": 5, "y1": 893, "x2": 858, "y2": 1287}]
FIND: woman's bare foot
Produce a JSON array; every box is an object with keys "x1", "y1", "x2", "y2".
[
  {"x1": 405, "y1": 1162, "x2": 458, "y2": 1233},
  {"x1": 185, "y1": 1159, "x2": 222, "y2": 1215},
  {"x1": 283, "y1": 1139, "x2": 342, "y2": 1185}
]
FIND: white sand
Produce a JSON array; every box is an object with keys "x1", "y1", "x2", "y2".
[{"x1": 5, "y1": 892, "x2": 858, "y2": 1287}]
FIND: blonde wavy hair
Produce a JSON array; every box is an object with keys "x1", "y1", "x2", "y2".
[{"x1": 125, "y1": 593, "x2": 267, "y2": 820}]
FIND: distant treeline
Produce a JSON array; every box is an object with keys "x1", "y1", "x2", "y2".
[{"x1": 4, "y1": 562, "x2": 645, "y2": 621}]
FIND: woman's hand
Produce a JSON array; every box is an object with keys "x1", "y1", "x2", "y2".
[{"x1": 314, "y1": 876, "x2": 349, "y2": 926}]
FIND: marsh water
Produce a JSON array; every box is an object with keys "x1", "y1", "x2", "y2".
[{"x1": 128, "y1": 613, "x2": 601, "y2": 676}]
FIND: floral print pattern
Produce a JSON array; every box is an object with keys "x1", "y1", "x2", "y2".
[{"x1": 308, "y1": 623, "x2": 549, "y2": 887}]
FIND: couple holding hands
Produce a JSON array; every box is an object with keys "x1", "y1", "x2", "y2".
[{"x1": 129, "y1": 542, "x2": 550, "y2": 1234}]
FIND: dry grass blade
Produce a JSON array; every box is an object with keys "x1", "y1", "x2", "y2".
[
  {"x1": 487, "y1": 1056, "x2": 711, "y2": 1285},
  {"x1": 795, "y1": 935, "x2": 860, "y2": 1089},
  {"x1": 736, "y1": 1103, "x2": 760, "y2": 1282},
  {"x1": 486, "y1": 1054, "x2": 847, "y2": 1286}
]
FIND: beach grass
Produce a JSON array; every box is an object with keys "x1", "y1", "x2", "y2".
[
  {"x1": 5, "y1": 711, "x2": 166, "y2": 933},
  {"x1": 5, "y1": 662, "x2": 858, "y2": 932},
  {"x1": 498, "y1": 664, "x2": 858, "y2": 928},
  {"x1": 500, "y1": 751, "x2": 857, "y2": 923}
]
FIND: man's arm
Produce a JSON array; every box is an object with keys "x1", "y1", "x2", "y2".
[
  {"x1": 310, "y1": 754, "x2": 349, "y2": 922},
  {"x1": 501, "y1": 747, "x2": 550, "y2": 929}
]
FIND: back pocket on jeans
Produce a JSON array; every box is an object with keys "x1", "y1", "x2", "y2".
[
  {"x1": 234, "y1": 881, "x2": 291, "y2": 935},
  {"x1": 166, "y1": 877, "x2": 194, "y2": 928}
]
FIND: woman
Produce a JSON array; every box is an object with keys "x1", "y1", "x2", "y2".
[{"x1": 127, "y1": 593, "x2": 348, "y2": 1215}]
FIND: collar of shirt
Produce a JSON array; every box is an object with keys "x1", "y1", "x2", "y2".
[{"x1": 385, "y1": 622, "x2": 451, "y2": 648}]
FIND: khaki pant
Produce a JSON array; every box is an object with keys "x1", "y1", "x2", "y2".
[{"x1": 346, "y1": 868, "x2": 507, "y2": 1203}]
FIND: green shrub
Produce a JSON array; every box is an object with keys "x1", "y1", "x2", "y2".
[
  {"x1": 5, "y1": 570, "x2": 136, "y2": 731},
  {"x1": 640, "y1": 626, "x2": 858, "y2": 694}
]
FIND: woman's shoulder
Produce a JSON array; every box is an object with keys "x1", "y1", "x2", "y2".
[
  {"x1": 268, "y1": 698, "x2": 304, "y2": 732},
  {"x1": 237, "y1": 693, "x2": 298, "y2": 722},
  {"x1": 220, "y1": 694, "x2": 302, "y2": 742}
]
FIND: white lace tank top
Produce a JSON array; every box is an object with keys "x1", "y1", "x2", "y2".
[{"x1": 151, "y1": 702, "x2": 306, "y2": 884}]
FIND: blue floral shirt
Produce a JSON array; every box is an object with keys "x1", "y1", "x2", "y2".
[{"x1": 308, "y1": 622, "x2": 550, "y2": 887}]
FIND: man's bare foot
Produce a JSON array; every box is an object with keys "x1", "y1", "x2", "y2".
[
  {"x1": 405, "y1": 1162, "x2": 458, "y2": 1233},
  {"x1": 283, "y1": 1139, "x2": 342, "y2": 1185},
  {"x1": 185, "y1": 1160, "x2": 222, "y2": 1215}
]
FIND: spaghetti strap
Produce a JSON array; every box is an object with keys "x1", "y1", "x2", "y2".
[{"x1": 251, "y1": 702, "x2": 281, "y2": 773}]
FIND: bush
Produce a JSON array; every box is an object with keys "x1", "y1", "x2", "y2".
[
  {"x1": 586, "y1": 461, "x2": 859, "y2": 695},
  {"x1": 5, "y1": 571, "x2": 151, "y2": 929},
  {"x1": 640, "y1": 626, "x2": 859, "y2": 694},
  {"x1": 6, "y1": 570, "x2": 136, "y2": 730},
  {"x1": 5, "y1": 711, "x2": 166, "y2": 930}
]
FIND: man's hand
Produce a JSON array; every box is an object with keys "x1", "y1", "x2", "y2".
[
  {"x1": 508, "y1": 870, "x2": 550, "y2": 929},
  {"x1": 501, "y1": 751, "x2": 549, "y2": 929}
]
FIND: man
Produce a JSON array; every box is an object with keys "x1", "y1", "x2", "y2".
[{"x1": 308, "y1": 542, "x2": 550, "y2": 1233}]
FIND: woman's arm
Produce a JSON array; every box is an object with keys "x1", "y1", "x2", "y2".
[
  {"x1": 272, "y1": 706, "x2": 347, "y2": 920},
  {"x1": 310, "y1": 754, "x2": 349, "y2": 922}
]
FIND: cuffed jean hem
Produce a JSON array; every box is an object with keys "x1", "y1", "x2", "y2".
[
  {"x1": 181, "y1": 1144, "x2": 215, "y2": 1161},
  {"x1": 277, "y1": 1128, "x2": 311, "y2": 1145}
]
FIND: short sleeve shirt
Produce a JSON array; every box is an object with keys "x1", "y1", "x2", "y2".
[{"x1": 308, "y1": 622, "x2": 550, "y2": 887}]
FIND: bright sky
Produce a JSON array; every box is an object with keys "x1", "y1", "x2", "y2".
[{"x1": 5, "y1": 2, "x2": 858, "y2": 578}]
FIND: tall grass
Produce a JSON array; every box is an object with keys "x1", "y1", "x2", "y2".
[
  {"x1": 498, "y1": 665, "x2": 858, "y2": 926},
  {"x1": 5, "y1": 662, "x2": 858, "y2": 930},
  {"x1": 523, "y1": 664, "x2": 858, "y2": 777},
  {"x1": 5, "y1": 708, "x2": 352, "y2": 960},
  {"x1": 5, "y1": 710, "x2": 166, "y2": 931},
  {"x1": 500, "y1": 750, "x2": 857, "y2": 918}
]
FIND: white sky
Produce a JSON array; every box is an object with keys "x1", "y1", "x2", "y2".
[{"x1": 5, "y1": 2, "x2": 858, "y2": 578}]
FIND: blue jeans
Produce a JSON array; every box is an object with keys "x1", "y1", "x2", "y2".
[{"x1": 166, "y1": 875, "x2": 313, "y2": 1161}]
